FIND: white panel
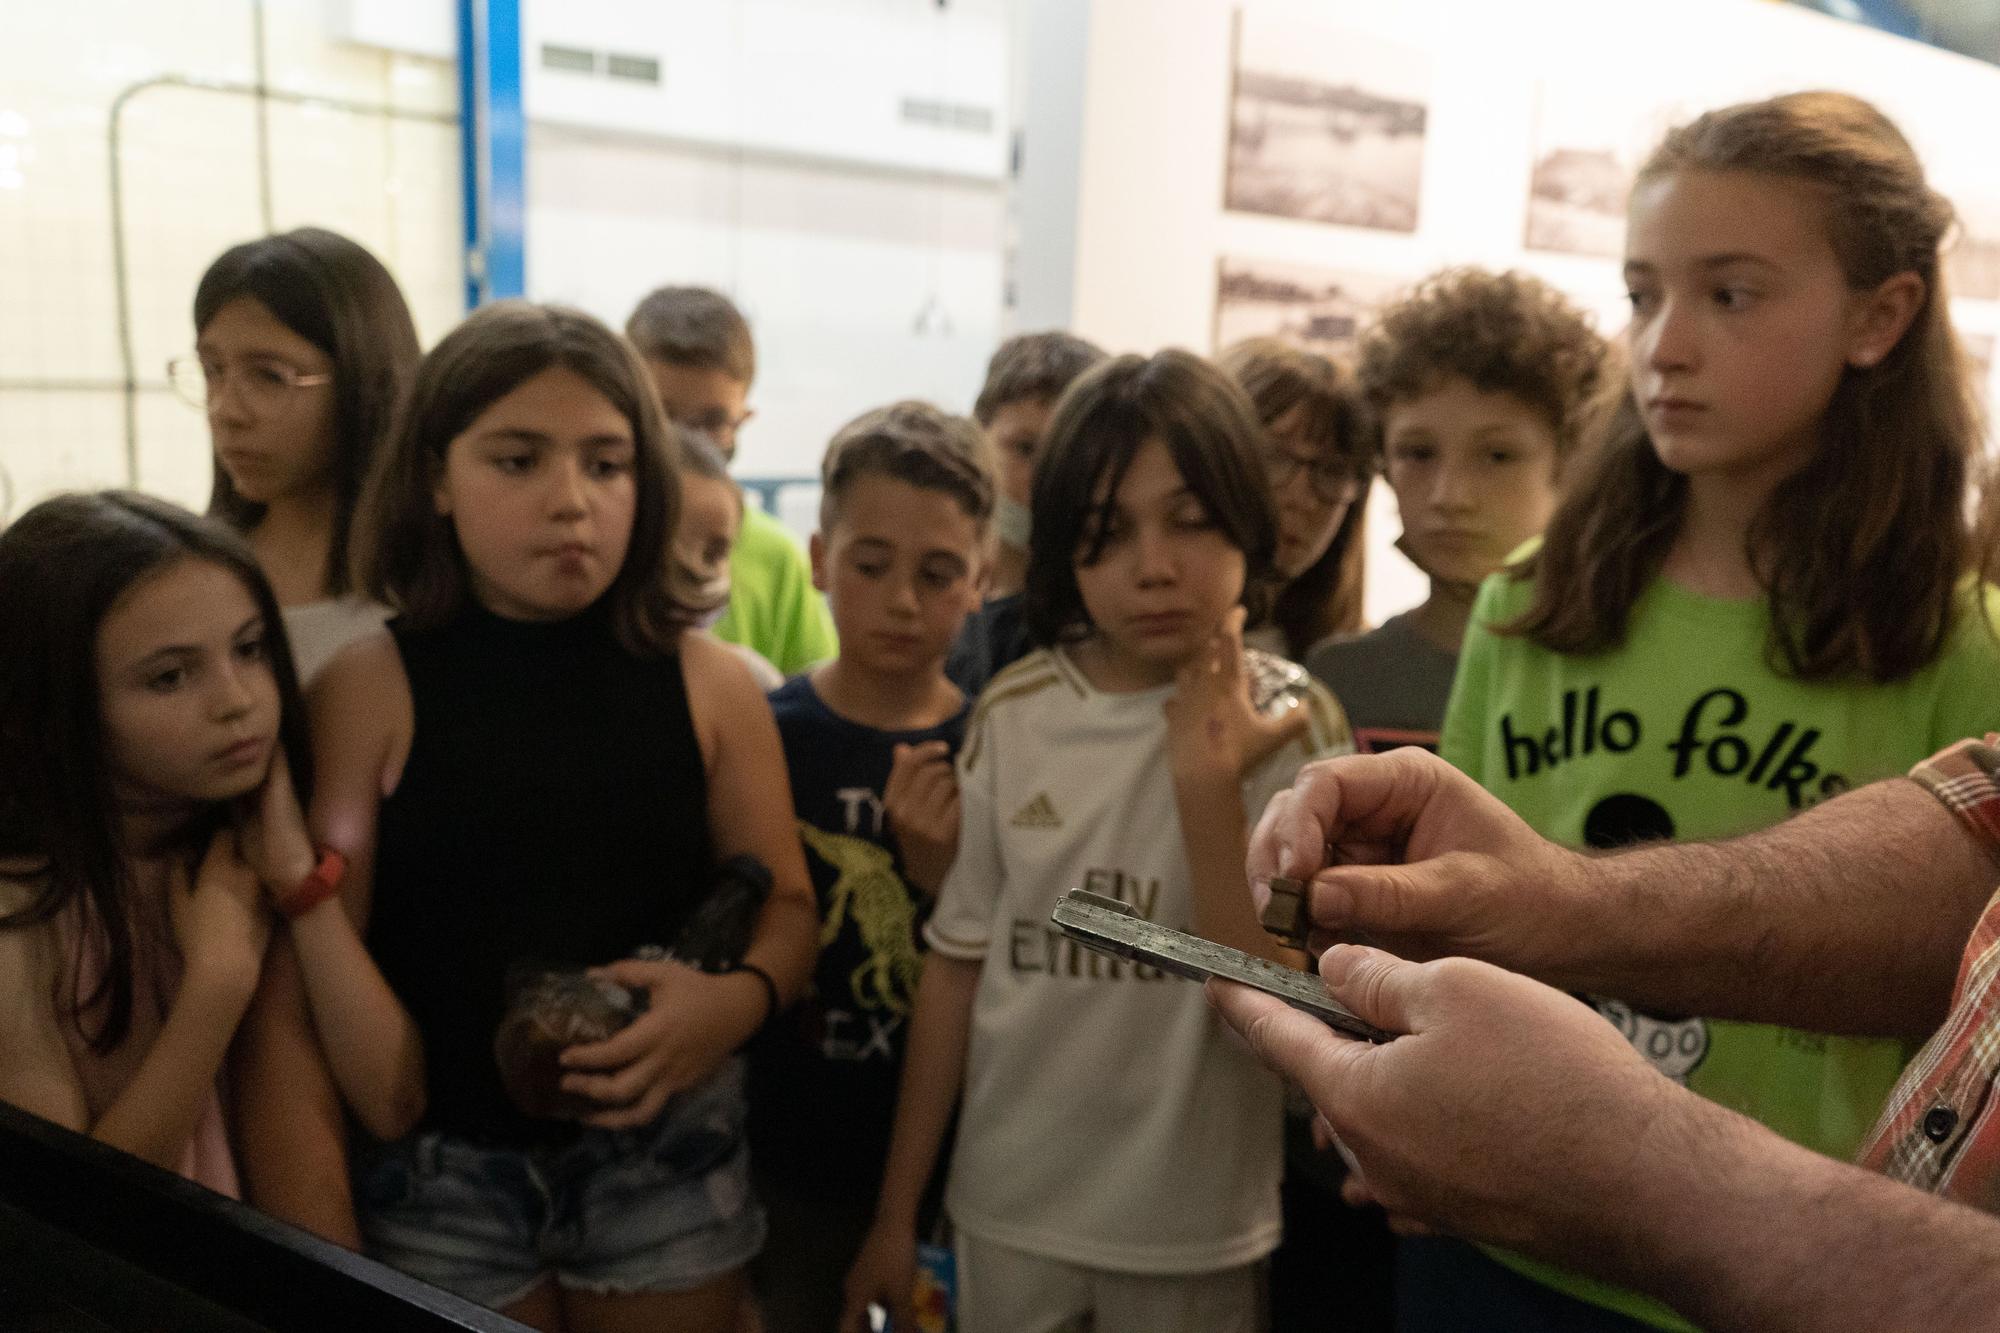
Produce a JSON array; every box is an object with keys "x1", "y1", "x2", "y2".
[{"x1": 522, "y1": 0, "x2": 1009, "y2": 182}]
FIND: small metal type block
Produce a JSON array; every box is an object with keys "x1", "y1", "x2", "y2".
[{"x1": 1259, "y1": 875, "x2": 1310, "y2": 949}]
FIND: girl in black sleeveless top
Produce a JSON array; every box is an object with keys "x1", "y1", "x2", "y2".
[{"x1": 289, "y1": 304, "x2": 816, "y2": 1332}]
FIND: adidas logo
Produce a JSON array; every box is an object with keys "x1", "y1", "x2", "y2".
[{"x1": 1010, "y1": 792, "x2": 1062, "y2": 829}]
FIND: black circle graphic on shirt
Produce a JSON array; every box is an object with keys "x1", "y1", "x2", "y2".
[{"x1": 1582, "y1": 793, "x2": 1676, "y2": 850}]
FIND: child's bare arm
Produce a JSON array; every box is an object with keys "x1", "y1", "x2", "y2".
[
  {"x1": 843, "y1": 952, "x2": 981, "y2": 1333},
  {"x1": 1167, "y1": 609, "x2": 1306, "y2": 963},
  {"x1": 274, "y1": 632, "x2": 426, "y2": 1141}
]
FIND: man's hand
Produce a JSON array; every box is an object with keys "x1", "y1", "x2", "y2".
[
  {"x1": 1209, "y1": 944, "x2": 1683, "y2": 1262},
  {"x1": 1249, "y1": 748, "x2": 1590, "y2": 974}
]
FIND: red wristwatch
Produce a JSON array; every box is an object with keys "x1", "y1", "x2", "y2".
[{"x1": 279, "y1": 847, "x2": 347, "y2": 919}]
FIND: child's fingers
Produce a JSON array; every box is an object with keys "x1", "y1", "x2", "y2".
[
  {"x1": 909, "y1": 762, "x2": 958, "y2": 814},
  {"x1": 559, "y1": 1019, "x2": 656, "y2": 1071},
  {"x1": 579, "y1": 1081, "x2": 673, "y2": 1131},
  {"x1": 1217, "y1": 607, "x2": 1248, "y2": 681},
  {"x1": 563, "y1": 1053, "x2": 662, "y2": 1110}
]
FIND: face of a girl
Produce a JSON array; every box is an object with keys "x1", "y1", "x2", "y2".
[
  {"x1": 434, "y1": 367, "x2": 639, "y2": 622},
  {"x1": 1262, "y1": 403, "x2": 1362, "y2": 579},
  {"x1": 1382, "y1": 377, "x2": 1562, "y2": 586},
  {"x1": 97, "y1": 558, "x2": 280, "y2": 807},
  {"x1": 1072, "y1": 438, "x2": 1246, "y2": 688},
  {"x1": 199, "y1": 296, "x2": 339, "y2": 506},
  {"x1": 1623, "y1": 168, "x2": 1879, "y2": 488}
]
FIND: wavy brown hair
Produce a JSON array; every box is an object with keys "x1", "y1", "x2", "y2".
[
  {"x1": 351, "y1": 302, "x2": 687, "y2": 656},
  {"x1": 1219, "y1": 338, "x2": 1370, "y2": 656},
  {"x1": 1507, "y1": 91, "x2": 1983, "y2": 682}
]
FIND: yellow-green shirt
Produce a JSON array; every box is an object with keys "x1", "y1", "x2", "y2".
[{"x1": 714, "y1": 505, "x2": 836, "y2": 677}]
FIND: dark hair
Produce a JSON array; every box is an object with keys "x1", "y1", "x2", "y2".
[
  {"x1": 1355, "y1": 268, "x2": 1608, "y2": 464},
  {"x1": 0, "y1": 492, "x2": 310, "y2": 1054},
  {"x1": 624, "y1": 286, "x2": 756, "y2": 386},
  {"x1": 1024, "y1": 351, "x2": 1277, "y2": 647},
  {"x1": 1508, "y1": 91, "x2": 1981, "y2": 682},
  {"x1": 352, "y1": 302, "x2": 686, "y2": 655},
  {"x1": 820, "y1": 400, "x2": 996, "y2": 532},
  {"x1": 973, "y1": 331, "x2": 1109, "y2": 426},
  {"x1": 195, "y1": 228, "x2": 422, "y2": 597},
  {"x1": 1219, "y1": 337, "x2": 1372, "y2": 655}
]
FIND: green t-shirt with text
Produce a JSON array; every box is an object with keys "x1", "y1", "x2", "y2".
[
  {"x1": 714, "y1": 504, "x2": 837, "y2": 677},
  {"x1": 1440, "y1": 568, "x2": 2000, "y2": 1330}
]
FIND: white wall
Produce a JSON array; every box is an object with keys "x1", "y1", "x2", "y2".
[
  {"x1": 1016, "y1": 0, "x2": 2000, "y2": 625},
  {"x1": 519, "y1": 0, "x2": 1012, "y2": 490},
  {"x1": 525, "y1": 128, "x2": 1005, "y2": 484},
  {"x1": 0, "y1": 0, "x2": 1008, "y2": 529},
  {"x1": 0, "y1": 0, "x2": 461, "y2": 521}
]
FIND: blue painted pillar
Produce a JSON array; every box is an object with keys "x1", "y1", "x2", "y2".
[{"x1": 458, "y1": 0, "x2": 526, "y2": 307}]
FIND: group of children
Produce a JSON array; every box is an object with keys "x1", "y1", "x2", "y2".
[{"x1": 3, "y1": 87, "x2": 1999, "y2": 1333}]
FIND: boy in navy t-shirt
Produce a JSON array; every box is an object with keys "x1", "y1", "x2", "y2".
[{"x1": 750, "y1": 400, "x2": 994, "y2": 1332}]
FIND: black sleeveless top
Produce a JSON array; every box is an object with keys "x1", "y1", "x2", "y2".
[{"x1": 369, "y1": 601, "x2": 712, "y2": 1145}]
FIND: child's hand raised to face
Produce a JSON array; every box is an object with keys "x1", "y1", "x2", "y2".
[
  {"x1": 1164, "y1": 607, "x2": 1309, "y2": 783},
  {"x1": 884, "y1": 740, "x2": 960, "y2": 898},
  {"x1": 171, "y1": 828, "x2": 274, "y2": 1000},
  {"x1": 233, "y1": 746, "x2": 319, "y2": 902}
]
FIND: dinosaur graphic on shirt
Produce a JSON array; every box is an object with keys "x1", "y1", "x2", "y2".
[{"x1": 799, "y1": 822, "x2": 923, "y2": 1015}]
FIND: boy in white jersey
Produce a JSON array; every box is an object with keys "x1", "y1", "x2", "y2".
[{"x1": 842, "y1": 351, "x2": 1354, "y2": 1333}]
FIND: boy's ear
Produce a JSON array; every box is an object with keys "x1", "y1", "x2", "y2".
[
  {"x1": 1845, "y1": 271, "x2": 1925, "y2": 369},
  {"x1": 809, "y1": 531, "x2": 830, "y2": 593}
]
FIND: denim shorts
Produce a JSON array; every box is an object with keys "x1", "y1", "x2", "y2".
[{"x1": 354, "y1": 1058, "x2": 766, "y2": 1310}]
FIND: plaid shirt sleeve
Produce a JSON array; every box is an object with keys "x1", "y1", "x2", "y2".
[{"x1": 1855, "y1": 737, "x2": 2000, "y2": 1211}]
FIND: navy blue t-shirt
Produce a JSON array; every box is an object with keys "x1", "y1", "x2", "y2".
[{"x1": 749, "y1": 675, "x2": 969, "y2": 1196}]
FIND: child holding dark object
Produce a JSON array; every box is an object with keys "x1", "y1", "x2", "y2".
[{"x1": 297, "y1": 301, "x2": 815, "y2": 1332}]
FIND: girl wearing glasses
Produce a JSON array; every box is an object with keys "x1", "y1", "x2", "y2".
[
  {"x1": 1219, "y1": 339, "x2": 1371, "y2": 664},
  {"x1": 175, "y1": 229, "x2": 423, "y2": 1249},
  {"x1": 177, "y1": 228, "x2": 422, "y2": 684}
]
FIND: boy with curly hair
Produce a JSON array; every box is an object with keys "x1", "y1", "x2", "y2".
[{"x1": 1307, "y1": 267, "x2": 1608, "y2": 754}]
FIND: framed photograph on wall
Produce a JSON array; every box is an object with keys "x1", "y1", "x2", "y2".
[
  {"x1": 1212, "y1": 257, "x2": 1405, "y2": 360},
  {"x1": 1523, "y1": 82, "x2": 1692, "y2": 259},
  {"x1": 1222, "y1": 11, "x2": 1428, "y2": 233}
]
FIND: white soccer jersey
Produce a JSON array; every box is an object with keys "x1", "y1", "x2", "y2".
[{"x1": 924, "y1": 646, "x2": 1354, "y2": 1274}]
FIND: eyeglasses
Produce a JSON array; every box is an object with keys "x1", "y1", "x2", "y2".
[
  {"x1": 671, "y1": 407, "x2": 755, "y2": 447},
  {"x1": 167, "y1": 356, "x2": 332, "y2": 412},
  {"x1": 1265, "y1": 447, "x2": 1365, "y2": 506}
]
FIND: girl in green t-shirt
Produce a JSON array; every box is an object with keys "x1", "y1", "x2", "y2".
[{"x1": 1431, "y1": 91, "x2": 2000, "y2": 1333}]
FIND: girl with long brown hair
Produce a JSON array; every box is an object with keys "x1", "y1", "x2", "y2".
[{"x1": 1428, "y1": 91, "x2": 2000, "y2": 1333}]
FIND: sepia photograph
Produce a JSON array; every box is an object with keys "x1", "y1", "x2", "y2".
[
  {"x1": 1523, "y1": 82, "x2": 1692, "y2": 258},
  {"x1": 1223, "y1": 12, "x2": 1428, "y2": 233},
  {"x1": 1212, "y1": 257, "x2": 1405, "y2": 359}
]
